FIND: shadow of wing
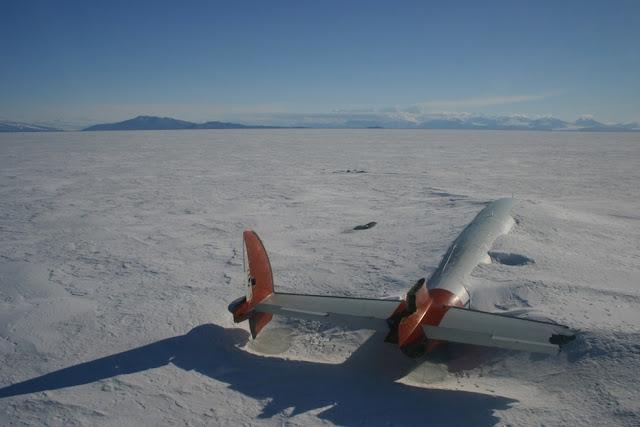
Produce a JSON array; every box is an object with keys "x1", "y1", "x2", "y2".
[{"x1": 1, "y1": 324, "x2": 516, "y2": 426}]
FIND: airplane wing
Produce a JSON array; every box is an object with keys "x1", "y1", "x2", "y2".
[
  {"x1": 254, "y1": 292, "x2": 573, "y2": 354},
  {"x1": 423, "y1": 306, "x2": 574, "y2": 354},
  {"x1": 256, "y1": 292, "x2": 399, "y2": 321}
]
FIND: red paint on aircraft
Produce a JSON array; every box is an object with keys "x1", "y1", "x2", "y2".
[
  {"x1": 397, "y1": 286, "x2": 463, "y2": 351},
  {"x1": 229, "y1": 230, "x2": 274, "y2": 326}
]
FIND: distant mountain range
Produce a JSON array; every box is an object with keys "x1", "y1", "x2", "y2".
[
  {"x1": 331, "y1": 114, "x2": 640, "y2": 131},
  {"x1": 82, "y1": 116, "x2": 287, "y2": 131},
  {"x1": 1, "y1": 114, "x2": 638, "y2": 132},
  {"x1": 0, "y1": 121, "x2": 61, "y2": 132}
]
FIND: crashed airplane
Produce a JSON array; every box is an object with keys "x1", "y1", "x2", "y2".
[{"x1": 228, "y1": 198, "x2": 576, "y2": 357}]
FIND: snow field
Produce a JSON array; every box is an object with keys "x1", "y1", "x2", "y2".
[{"x1": 1, "y1": 129, "x2": 639, "y2": 425}]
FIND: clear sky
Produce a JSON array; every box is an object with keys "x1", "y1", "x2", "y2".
[{"x1": 2, "y1": 0, "x2": 639, "y2": 126}]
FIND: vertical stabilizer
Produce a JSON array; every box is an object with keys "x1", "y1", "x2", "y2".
[{"x1": 228, "y1": 230, "x2": 275, "y2": 337}]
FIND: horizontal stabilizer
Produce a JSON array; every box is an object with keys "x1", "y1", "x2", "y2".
[
  {"x1": 255, "y1": 292, "x2": 400, "y2": 327},
  {"x1": 423, "y1": 306, "x2": 575, "y2": 354}
]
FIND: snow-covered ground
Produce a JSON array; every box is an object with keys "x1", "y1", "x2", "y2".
[{"x1": 0, "y1": 129, "x2": 638, "y2": 426}]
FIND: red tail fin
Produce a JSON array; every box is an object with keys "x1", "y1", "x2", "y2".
[
  {"x1": 228, "y1": 230, "x2": 274, "y2": 337},
  {"x1": 243, "y1": 230, "x2": 274, "y2": 304}
]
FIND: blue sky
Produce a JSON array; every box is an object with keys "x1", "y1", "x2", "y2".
[{"x1": 2, "y1": 0, "x2": 639, "y2": 126}]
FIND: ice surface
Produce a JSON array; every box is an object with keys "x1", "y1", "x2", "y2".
[{"x1": 0, "y1": 129, "x2": 639, "y2": 425}]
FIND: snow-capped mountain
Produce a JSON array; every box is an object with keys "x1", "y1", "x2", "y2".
[
  {"x1": 0, "y1": 120, "x2": 60, "y2": 132},
  {"x1": 299, "y1": 113, "x2": 639, "y2": 130},
  {"x1": 572, "y1": 116, "x2": 639, "y2": 131},
  {"x1": 413, "y1": 114, "x2": 638, "y2": 131}
]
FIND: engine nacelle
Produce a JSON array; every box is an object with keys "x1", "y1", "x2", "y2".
[{"x1": 386, "y1": 279, "x2": 463, "y2": 357}]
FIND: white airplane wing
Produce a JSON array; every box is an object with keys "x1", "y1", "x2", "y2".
[
  {"x1": 256, "y1": 292, "x2": 399, "y2": 320},
  {"x1": 255, "y1": 293, "x2": 573, "y2": 354},
  {"x1": 423, "y1": 306, "x2": 574, "y2": 354}
]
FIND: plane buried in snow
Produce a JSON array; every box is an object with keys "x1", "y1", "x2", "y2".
[{"x1": 228, "y1": 198, "x2": 576, "y2": 357}]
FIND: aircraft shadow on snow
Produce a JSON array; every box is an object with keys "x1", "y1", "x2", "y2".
[{"x1": 0, "y1": 324, "x2": 516, "y2": 425}]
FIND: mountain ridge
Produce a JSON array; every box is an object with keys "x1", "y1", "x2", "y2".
[
  {"x1": 2, "y1": 115, "x2": 638, "y2": 132},
  {"x1": 0, "y1": 121, "x2": 61, "y2": 132},
  {"x1": 82, "y1": 116, "x2": 288, "y2": 131}
]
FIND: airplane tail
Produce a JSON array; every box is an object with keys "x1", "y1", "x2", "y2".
[{"x1": 227, "y1": 230, "x2": 275, "y2": 338}]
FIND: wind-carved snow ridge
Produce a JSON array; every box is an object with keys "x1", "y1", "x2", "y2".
[{"x1": 1, "y1": 130, "x2": 639, "y2": 426}]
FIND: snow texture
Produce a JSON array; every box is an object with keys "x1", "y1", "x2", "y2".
[{"x1": 0, "y1": 129, "x2": 639, "y2": 426}]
